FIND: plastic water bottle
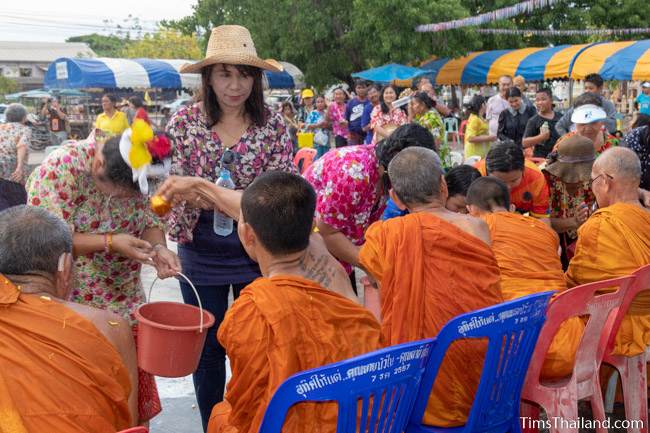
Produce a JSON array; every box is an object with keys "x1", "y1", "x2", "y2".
[{"x1": 213, "y1": 168, "x2": 235, "y2": 236}]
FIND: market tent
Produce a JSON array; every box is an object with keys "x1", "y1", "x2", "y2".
[
  {"x1": 421, "y1": 44, "x2": 588, "y2": 85},
  {"x1": 264, "y1": 62, "x2": 305, "y2": 89},
  {"x1": 352, "y1": 63, "x2": 427, "y2": 85},
  {"x1": 45, "y1": 57, "x2": 305, "y2": 90},
  {"x1": 421, "y1": 39, "x2": 650, "y2": 85},
  {"x1": 44, "y1": 57, "x2": 201, "y2": 90},
  {"x1": 5, "y1": 89, "x2": 52, "y2": 101},
  {"x1": 571, "y1": 39, "x2": 650, "y2": 81}
]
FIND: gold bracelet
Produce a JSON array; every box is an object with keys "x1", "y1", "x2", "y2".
[{"x1": 106, "y1": 233, "x2": 113, "y2": 253}]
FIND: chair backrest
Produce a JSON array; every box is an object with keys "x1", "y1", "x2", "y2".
[
  {"x1": 408, "y1": 292, "x2": 553, "y2": 433},
  {"x1": 258, "y1": 339, "x2": 434, "y2": 433},
  {"x1": 293, "y1": 148, "x2": 317, "y2": 175},
  {"x1": 444, "y1": 117, "x2": 459, "y2": 134},
  {"x1": 524, "y1": 275, "x2": 634, "y2": 387},
  {"x1": 605, "y1": 265, "x2": 650, "y2": 354}
]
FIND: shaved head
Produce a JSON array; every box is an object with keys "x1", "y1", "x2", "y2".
[
  {"x1": 388, "y1": 147, "x2": 443, "y2": 206},
  {"x1": 591, "y1": 147, "x2": 642, "y2": 208},
  {"x1": 595, "y1": 147, "x2": 641, "y2": 186}
]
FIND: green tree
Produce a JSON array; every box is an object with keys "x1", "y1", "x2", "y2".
[
  {"x1": 164, "y1": 0, "x2": 650, "y2": 85},
  {"x1": 66, "y1": 34, "x2": 128, "y2": 57},
  {"x1": 0, "y1": 76, "x2": 19, "y2": 99},
  {"x1": 121, "y1": 30, "x2": 202, "y2": 60}
]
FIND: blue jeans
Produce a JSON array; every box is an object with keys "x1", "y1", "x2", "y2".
[{"x1": 180, "y1": 281, "x2": 248, "y2": 432}]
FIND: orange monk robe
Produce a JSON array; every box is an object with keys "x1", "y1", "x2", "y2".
[
  {"x1": 358, "y1": 212, "x2": 503, "y2": 428},
  {"x1": 207, "y1": 275, "x2": 382, "y2": 433},
  {"x1": 566, "y1": 202, "x2": 650, "y2": 357},
  {"x1": 0, "y1": 276, "x2": 132, "y2": 433},
  {"x1": 482, "y1": 211, "x2": 584, "y2": 379}
]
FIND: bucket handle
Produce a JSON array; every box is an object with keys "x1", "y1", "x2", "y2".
[{"x1": 147, "y1": 272, "x2": 207, "y2": 332}]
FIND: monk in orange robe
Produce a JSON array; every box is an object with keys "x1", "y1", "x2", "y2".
[
  {"x1": 349, "y1": 148, "x2": 503, "y2": 427},
  {"x1": 566, "y1": 147, "x2": 650, "y2": 357},
  {"x1": 466, "y1": 176, "x2": 584, "y2": 379},
  {"x1": 0, "y1": 205, "x2": 137, "y2": 433},
  {"x1": 160, "y1": 172, "x2": 381, "y2": 433}
]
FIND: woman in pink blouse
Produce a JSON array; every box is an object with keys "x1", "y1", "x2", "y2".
[
  {"x1": 166, "y1": 25, "x2": 295, "y2": 430},
  {"x1": 370, "y1": 85, "x2": 408, "y2": 144},
  {"x1": 327, "y1": 87, "x2": 349, "y2": 148}
]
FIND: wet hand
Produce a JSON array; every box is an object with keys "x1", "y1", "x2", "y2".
[
  {"x1": 151, "y1": 245, "x2": 181, "y2": 279},
  {"x1": 112, "y1": 234, "x2": 154, "y2": 263}
]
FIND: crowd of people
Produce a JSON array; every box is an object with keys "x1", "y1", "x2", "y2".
[{"x1": 1, "y1": 23, "x2": 650, "y2": 433}]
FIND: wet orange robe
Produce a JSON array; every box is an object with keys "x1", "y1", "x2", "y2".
[
  {"x1": 0, "y1": 276, "x2": 132, "y2": 433},
  {"x1": 566, "y1": 202, "x2": 650, "y2": 357},
  {"x1": 358, "y1": 212, "x2": 503, "y2": 427},
  {"x1": 207, "y1": 275, "x2": 382, "y2": 433},
  {"x1": 483, "y1": 211, "x2": 584, "y2": 378}
]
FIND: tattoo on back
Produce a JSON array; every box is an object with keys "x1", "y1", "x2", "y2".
[{"x1": 298, "y1": 249, "x2": 334, "y2": 289}]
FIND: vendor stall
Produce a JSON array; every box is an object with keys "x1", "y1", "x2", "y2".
[
  {"x1": 352, "y1": 63, "x2": 427, "y2": 86},
  {"x1": 421, "y1": 39, "x2": 650, "y2": 85}
]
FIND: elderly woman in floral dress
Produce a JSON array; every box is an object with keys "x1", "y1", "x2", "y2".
[
  {"x1": 0, "y1": 103, "x2": 30, "y2": 210},
  {"x1": 26, "y1": 125, "x2": 180, "y2": 423}
]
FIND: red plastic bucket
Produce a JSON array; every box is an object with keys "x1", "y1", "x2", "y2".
[{"x1": 135, "y1": 273, "x2": 215, "y2": 378}]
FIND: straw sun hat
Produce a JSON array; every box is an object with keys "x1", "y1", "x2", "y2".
[{"x1": 180, "y1": 25, "x2": 282, "y2": 73}]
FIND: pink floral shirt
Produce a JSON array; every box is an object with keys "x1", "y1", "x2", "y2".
[
  {"x1": 305, "y1": 145, "x2": 386, "y2": 248},
  {"x1": 26, "y1": 140, "x2": 162, "y2": 323},
  {"x1": 327, "y1": 102, "x2": 349, "y2": 139},
  {"x1": 369, "y1": 105, "x2": 407, "y2": 144},
  {"x1": 166, "y1": 103, "x2": 295, "y2": 243}
]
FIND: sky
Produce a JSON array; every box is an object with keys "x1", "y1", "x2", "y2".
[{"x1": 0, "y1": 1, "x2": 197, "y2": 42}]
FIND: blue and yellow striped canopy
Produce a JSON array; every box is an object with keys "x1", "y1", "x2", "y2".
[{"x1": 421, "y1": 39, "x2": 650, "y2": 85}]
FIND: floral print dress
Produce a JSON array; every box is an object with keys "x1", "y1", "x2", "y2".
[
  {"x1": 0, "y1": 123, "x2": 30, "y2": 183},
  {"x1": 166, "y1": 103, "x2": 295, "y2": 244},
  {"x1": 543, "y1": 171, "x2": 595, "y2": 268},
  {"x1": 304, "y1": 145, "x2": 386, "y2": 272},
  {"x1": 26, "y1": 139, "x2": 164, "y2": 420},
  {"x1": 26, "y1": 140, "x2": 162, "y2": 322},
  {"x1": 414, "y1": 109, "x2": 451, "y2": 168},
  {"x1": 369, "y1": 106, "x2": 407, "y2": 144}
]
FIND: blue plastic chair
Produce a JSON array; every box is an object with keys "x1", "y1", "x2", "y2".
[
  {"x1": 406, "y1": 291, "x2": 554, "y2": 433},
  {"x1": 258, "y1": 339, "x2": 435, "y2": 433}
]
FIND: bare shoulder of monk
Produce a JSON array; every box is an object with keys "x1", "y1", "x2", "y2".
[
  {"x1": 438, "y1": 211, "x2": 492, "y2": 246},
  {"x1": 298, "y1": 233, "x2": 359, "y2": 303},
  {"x1": 62, "y1": 301, "x2": 139, "y2": 421},
  {"x1": 61, "y1": 300, "x2": 138, "y2": 373}
]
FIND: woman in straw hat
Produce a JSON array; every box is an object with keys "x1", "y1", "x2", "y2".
[
  {"x1": 164, "y1": 24, "x2": 295, "y2": 430},
  {"x1": 542, "y1": 134, "x2": 597, "y2": 268}
]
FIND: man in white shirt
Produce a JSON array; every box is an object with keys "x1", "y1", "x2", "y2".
[{"x1": 486, "y1": 75, "x2": 513, "y2": 136}]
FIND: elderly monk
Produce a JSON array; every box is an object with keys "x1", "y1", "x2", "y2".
[
  {"x1": 156, "y1": 171, "x2": 381, "y2": 433},
  {"x1": 348, "y1": 147, "x2": 503, "y2": 427},
  {"x1": 567, "y1": 147, "x2": 650, "y2": 357},
  {"x1": 466, "y1": 177, "x2": 584, "y2": 378},
  {"x1": 0, "y1": 205, "x2": 137, "y2": 433}
]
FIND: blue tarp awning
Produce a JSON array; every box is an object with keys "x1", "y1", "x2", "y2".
[
  {"x1": 45, "y1": 57, "x2": 305, "y2": 90},
  {"x1": 44, "y1": 57, "x2": 201, "y2": 90},
  {"x1": 351, "y1": 63, "x2": 427, "y2": 85}
]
